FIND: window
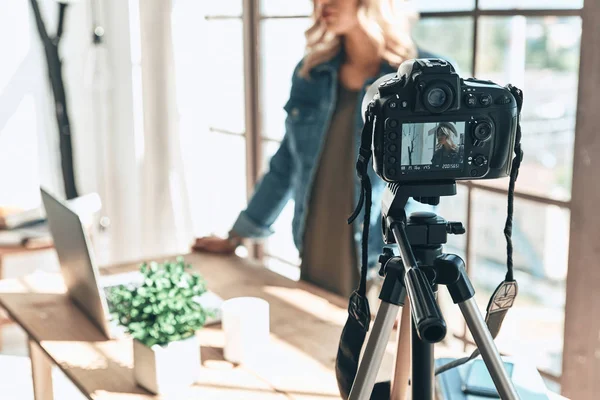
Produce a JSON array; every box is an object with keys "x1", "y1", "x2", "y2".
[
  {"x1": 170, "y1": 0, "x2": 586, "y2": 392},
  {"x1": 412, "y1": 2, "x2": 583, "y2": 391},
  {"x1": 171, "y1": 0, "x2": 248, "y2": 238}
]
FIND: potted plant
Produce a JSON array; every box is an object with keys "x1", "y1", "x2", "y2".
[{"x1": 107, "y1": 256, "x2": 211, "y2": 394}]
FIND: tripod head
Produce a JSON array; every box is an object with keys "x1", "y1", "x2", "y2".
[
  {"x1": 378, "y1": 181, "x2": 468, "y2": 344},
  {"x1": 381, "y1": 181, "x2": 465, "y2": 246},
  {"x1": 382, "y1": 180, "x2": 457, "y2": 221}
]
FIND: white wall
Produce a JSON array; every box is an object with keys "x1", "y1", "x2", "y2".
[
  {"x1": 1, "y1": 1, "x2": 60, "y2": 208},
  {"x1": 0, "y1": 0, "x2": 105, "y2": 203},
  {"x1": 0, "y1": 0, "x2": 194, "y2": 264}
]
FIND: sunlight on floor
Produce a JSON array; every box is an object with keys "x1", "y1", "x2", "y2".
[{"x1": 262, "y1": 285, "x2": 347, "y2": 325}]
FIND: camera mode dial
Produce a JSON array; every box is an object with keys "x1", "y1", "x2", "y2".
[{"x1": 378, "y1": 76, "x2": 406, "y2": 97}]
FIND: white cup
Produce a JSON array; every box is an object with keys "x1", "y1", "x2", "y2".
[{"x1": 221, "y1": 297, "x2": 270, "y2": 364}]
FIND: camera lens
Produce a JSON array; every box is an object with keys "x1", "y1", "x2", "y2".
[
  {"x1": 427, "y1": 88, "x2": 447, "y2": 108},
  {"x1": 474, "y1": 121, "x2": 493, "y2": 141}
]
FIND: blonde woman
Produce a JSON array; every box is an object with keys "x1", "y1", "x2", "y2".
[
  {"x1": 194, "y1": 0, "x2": 438, "y2": 297},
  {"x1": 431, "y1": 122, "x2": 461, "y2": 165}
]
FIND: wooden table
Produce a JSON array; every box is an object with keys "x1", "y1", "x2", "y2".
[
  {"x1": 0, "y1": 244, "x2": 54, "y2": 279},
  {"x1": 0, "y1": 244, "x2": 54, "y2": 351},
  {"x1": 0, "y1": 252, "x2": 400, "y2": 400}
]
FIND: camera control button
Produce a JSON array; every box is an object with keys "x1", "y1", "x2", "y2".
[
  {"x1": 473, "y1": 155, "x2": 487, "y2": 167},
  {"x1": 388, "y1": 157, "x2": 397, "y2": 164},
  {"x1": 389, "y1": 132, "x2": 398, "y2": 140},
  {"x1": 388, "y1": 168, "x2": 397, "y2": 176},
  {"x1": 496, "y1": 94, "x2": 512, "y2": 105},
  {"x1": 388, "y1": 144, "x2": 397, "y2": 152},
  {"x1": 386, "y1": 118, "x2": 399, "y2": 129},
  {"x1": 379, "y1": 76, "x2": 405, "y2": 96},
  {"x1": 479, "y1": 94, "x2": 493, "y2": 107},
  {"x1": 470, "y1": 169, "x2": 479, "y2": 177},
  {"x1": 465, "y1": 93, "x2": 477, "y2": 108}
]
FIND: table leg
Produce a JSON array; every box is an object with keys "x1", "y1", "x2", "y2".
[
  {"x1": 28, "y1": 339, "x2": 54, "y2": 400},
  {"x1": 0, "y1": 255, "x2": 3, "y2": 352},
  {"x1": 390, "y1": 300, "x2": 411, "y2": 400}
]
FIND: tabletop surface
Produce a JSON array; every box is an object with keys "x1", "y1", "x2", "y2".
[
  {"x1": 0, "y1": 252, "x2": 400, "y2": 400},
  {"x1": 0, "y1": 243, "x2": 53, "y2": 256}
]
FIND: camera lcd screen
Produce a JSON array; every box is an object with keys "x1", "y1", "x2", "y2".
[{"x1": 400, "y1": 122, "x2": 465, "y2": 172}]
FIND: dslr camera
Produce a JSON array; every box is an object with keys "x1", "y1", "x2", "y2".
[{"x1": 364, "y1": 58, "x2": 518, "y2": 183}]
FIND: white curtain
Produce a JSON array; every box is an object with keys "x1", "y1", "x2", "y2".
[
  {"x1": 136, "y1": 0, "x2": 193, "y2": 258},
  {"x1": 0, "y1": 0, "x2": 192, "y2": 264},
  {"x1": 95, "y1": 0, "x2": 193, "y2": 263}
]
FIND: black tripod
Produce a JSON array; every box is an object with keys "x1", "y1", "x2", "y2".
[{"x1": 348, "y1": 182, "x2": 520, "y2": 400}]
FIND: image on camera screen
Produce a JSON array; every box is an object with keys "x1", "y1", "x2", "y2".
[{"x1": 400, "y1": 121, "x2": 465, "y2": 172}]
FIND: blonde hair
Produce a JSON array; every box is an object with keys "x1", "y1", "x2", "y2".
[
  {"x1": 299, "y1": 0, "x2": 418, "y2": 78},
  {"x1": 435, "y1": 123, "x2": 459, "y2": 151}
]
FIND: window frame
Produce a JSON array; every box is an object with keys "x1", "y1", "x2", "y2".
[{"x1": 204, "y1": 1, "x2": 596, "y2": 395}]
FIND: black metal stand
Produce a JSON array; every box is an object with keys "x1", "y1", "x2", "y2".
[
  {"x1": 30, "y1": 0, "x2": 79, "y2": 199},
  {"x1": 348, "y1": 182, "x2": 520, "y2": 400}
]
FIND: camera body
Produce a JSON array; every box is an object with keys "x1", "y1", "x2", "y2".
[{"x1": 368, "y1": 59, "x2": 518, "y2": 183}]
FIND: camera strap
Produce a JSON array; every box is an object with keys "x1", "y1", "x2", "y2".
[
  {"x1": 336, "y1": 103, "x2": 388, "y2": 399},
  {"x1": 436, "y1": 84, "x2": 524, "y2": 374}
]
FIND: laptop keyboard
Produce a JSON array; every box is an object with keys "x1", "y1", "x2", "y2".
[{"x1": 103, "y1": 286, "x2": 117, "y2": 313}]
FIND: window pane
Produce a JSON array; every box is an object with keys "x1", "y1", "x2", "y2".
[
  {"x1": 172, "y1": 6, "x2": 243, "y2": 129},
  {"x1": 412, "y1": 17, "x2": 474, "y2": 76},
  {"x1": 202, "y1": 1, "x2": 242, "y2": 17},
  {"x1": 261, "y1": 0, "x2": 479, "y2": 16},
  {"x1": 479, "y1": 0, "x2": 582, "y2": 10},
  {"x1": 201, "y1": 20, "x2": 245, "y2": 134},
  {"x1": 414, "y1": 0, "x2": 474, "y2": 12},
  {"x1": 261, "y1": 18, "x2": 311, "y2": 141},
  {"x1": 476, "y1": 16, "x2": 581, "y2": 201},
  {"x1": 187, "y1": 133, "x2": 247, "y2": 237},
  {"x1": 471, "y1": 190, "x2": 568, "y2": 376},
  {"x1": 260, "y1": 0, "x2": 312, "y2": 16},
  {"x1": 262, "y1": 140, "x2": 300, "y2": 266}
]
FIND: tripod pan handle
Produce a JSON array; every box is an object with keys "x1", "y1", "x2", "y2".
[{"x1": 405, "y1": 268, "x2": 447, "y2": 343}]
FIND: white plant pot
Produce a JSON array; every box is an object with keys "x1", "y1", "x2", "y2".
[{"x1": 133, "y1": 335, "x2": 201, "y2": 395}]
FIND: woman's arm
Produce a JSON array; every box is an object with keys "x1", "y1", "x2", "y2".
[
  {"x1": 230, "y1": 133, "x2": 295, "y2": 238},
  {"x1": 194, "y1": 61, "x2": 304, "y2": 253},
  {"x1": 192, "y1": 133, "x2": 295, "y2": 253},
  {"x1": 230, "y1": 60, "x2": 309, "y2": 239},
  {"x1": 431, "y1": 148, "x2": 440, "y2": 164}
]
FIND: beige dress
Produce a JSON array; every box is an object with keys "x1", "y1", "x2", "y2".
[{"x1": 300, "y1": 85, "x2": 359, "y2": 298}]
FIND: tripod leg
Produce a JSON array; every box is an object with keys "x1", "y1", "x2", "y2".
[
  {"x1": 390, "y1": 303, "x2": 411, "y2": 400},
  {"x1": 411, "y1": 307, "x2": 435, "y2": 400},
  {"x1": 459, "y1": 298, "x2": 520, "y2": 400},
  {"x1": 349, "y1": 301, "x2": 400, "y2": 400}
]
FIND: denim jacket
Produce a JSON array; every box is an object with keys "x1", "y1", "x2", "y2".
[{"x1": 232, "y1": 50, "x2": 435, "y2": 271}]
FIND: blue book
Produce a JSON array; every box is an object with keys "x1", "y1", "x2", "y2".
[{"x1": 435, "y1": 357, "x2": 550, "y2": 399}]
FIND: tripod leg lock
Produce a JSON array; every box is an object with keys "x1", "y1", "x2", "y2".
[
  {"x1": 434, "y1": 254, "x2": 475, "y2": 304},
  {"x1": 379, "y1": 257, "x2": 407, "y2": 306}
]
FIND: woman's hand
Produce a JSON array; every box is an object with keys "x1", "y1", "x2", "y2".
[{"x1": 192, "y1": 235, "x2": 241, "y2": 254}]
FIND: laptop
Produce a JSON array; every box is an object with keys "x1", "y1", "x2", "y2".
[{"x1": 40, "y1": 187, "x2": 222, "y2": 339}]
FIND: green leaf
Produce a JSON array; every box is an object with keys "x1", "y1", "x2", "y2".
[{"x1": 109, "y1": 257, "x2": 209, "y2": 346}]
